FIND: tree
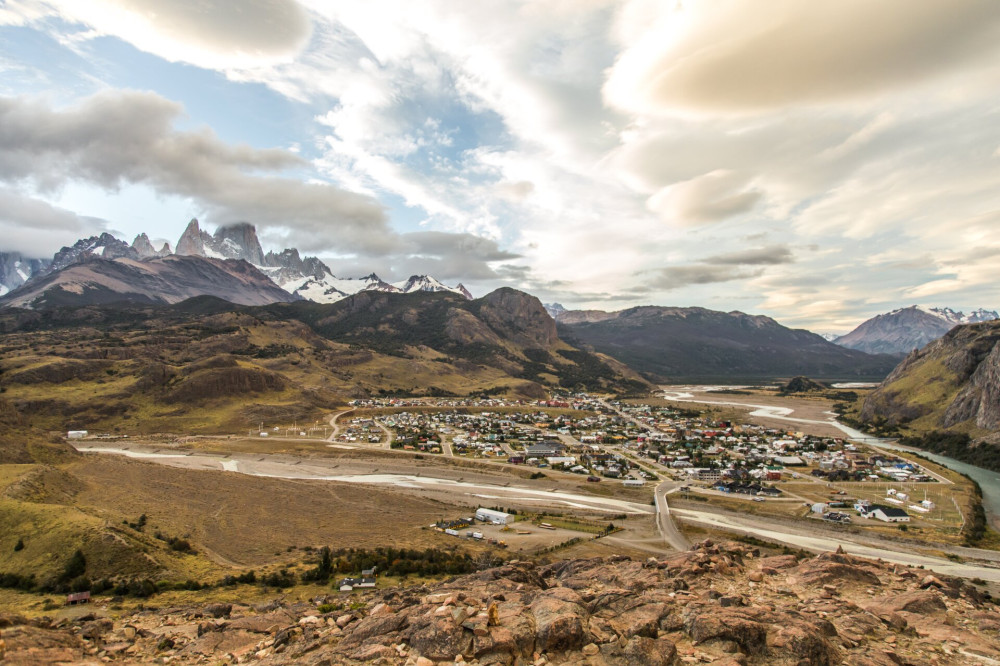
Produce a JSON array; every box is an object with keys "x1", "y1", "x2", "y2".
[
  {"x1": 59, "y1": 549, "x2": 87, "y2": 584},
  {"x1": 13, "y1": 538, "x2": 24, "y2": 552}
]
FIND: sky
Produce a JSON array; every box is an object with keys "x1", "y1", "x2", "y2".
[{"x1": 1, "y1": 0, "x2": 999, "y2": 333}]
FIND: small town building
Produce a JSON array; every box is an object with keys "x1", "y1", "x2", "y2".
[
  {"x1": 338, "y1": 577, "x2": 376, "y2": 591},
  {"x1": 871, "y1": 506, "x2": 910, "y2": 522},
  {"x1": 475, "y1": 508, "x2": 512, "y2": 525}
]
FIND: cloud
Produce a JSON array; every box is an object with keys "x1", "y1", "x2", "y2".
[
  {"x1": 646, "y1": 169, "x2": 760, "y2": 224},
  {"x1": 605, "y1": 0, "x2": 1000, "y2": 115},
  {"x1": 310, "y1": 230, "x2": 523, "y2": 282},
  {"x1": 0, "y1": 186, "x2": 107, "y2": 255},
  {"x1": 645, "y1": 265, "x2": 763, "y2": 291},
  {"x1": 0, "y1": 91, "x2": 395, "y2": 254},
  {"x1": 6, "y1": 0, "x2": 1000, "y2": 331},
  {"x1": 8, "y1": 0, "x2": 312, "y2": 70},
  {"x1": 702, "y1": 244, "x2": 793, "y2": 266}
]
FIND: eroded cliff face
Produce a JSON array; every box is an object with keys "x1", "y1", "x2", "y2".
[
  {"x1": 3, "y1": 540, "x2": 997, "y2": 665},
  {"x1": 944, "y1": 343, "x2": 1000, "y2": 429},
  {"x1": 476, "y1": 288, "x2": 558, "y2": 350},
  {"x1": 860, "y1": 320, "x2": 1000, "y2": 434}
]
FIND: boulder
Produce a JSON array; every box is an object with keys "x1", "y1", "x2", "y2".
[
  {"x1": 686, "y1": 611, "x2": 768, "y2": 656},
  {"x1": 530, "y1": 589, "x2": 588, "y2": 652},
  {"x1": 409, "y1": 616, "x2": 473, "y2": 661},
  {"x1": 622, "y1": 635, "x2": 678, "y2": 665}
]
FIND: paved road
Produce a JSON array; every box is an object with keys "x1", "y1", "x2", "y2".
[
  {"x1": 654, "y1": 480, "x2": 692, "y2": 551},
  {"x1": 673, "y1": 505, "x2": 1000, "y2": 581}
]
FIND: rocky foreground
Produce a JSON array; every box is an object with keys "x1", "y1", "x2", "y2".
[{"x1": 2, "y1": 540, "x2": 1000, "y2": 665}]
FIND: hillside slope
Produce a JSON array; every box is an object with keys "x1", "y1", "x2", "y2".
[
  {"x1": 557, "y1": 306, "x2": 896, "y2": 381},
  {"x1": 859, "y1": 319, "x2": 1000, "y2": 441}
]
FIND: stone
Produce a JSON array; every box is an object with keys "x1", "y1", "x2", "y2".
[
  {"x1": 920, "y1": 575, "x2": 945, "y2": 590},
  {"x1": 686, "y1": 611, "x2": 768, "y2": 656},
  {"x1": 409, "y1": 617, "x2": 473, "y2": 661},
  {"x1": 582, "y1": 642, "x2": 600, "y2": 655},
  {"x1": 622, "y1": 635, "x2": 678, "y2": 666},
  {"x1": 204, "y1": 603, "x2": 233, "y2": 619},
  {"x1": 530, "y1": 591, "x2": 588, "y2": 653}
]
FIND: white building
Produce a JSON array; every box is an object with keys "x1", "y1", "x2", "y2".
[
  {"x1": 67, "y1": 430, "x2": 88, "y2": 439},
  {"x1": 870, "y1": 506, "x2": 910, "y2": 523},
  {"x1": 475, "y1": 508, "x2": 512, "y2": 525}
]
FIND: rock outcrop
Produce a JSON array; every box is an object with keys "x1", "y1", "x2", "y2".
[
  {"x1": 3, "y1": 540, "x2": 996, "y2": 665},
  {"x1": 131, "y1": 233, "x2": 171, "y2": 259}
]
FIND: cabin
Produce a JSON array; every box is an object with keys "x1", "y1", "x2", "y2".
[{"x1": 66, "y1": 591, "x2": 90, "y2": 605}]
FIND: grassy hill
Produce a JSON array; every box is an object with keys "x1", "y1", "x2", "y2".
[
  {"x1": 852, "y1": 320, "x2": 1000, "y2": 469},
  {"x1": 0, "y1": 289, "x2": 647, "y2": 435}
]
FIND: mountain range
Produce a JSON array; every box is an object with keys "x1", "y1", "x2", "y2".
[
  {"x1": 835, "y1": 305, "x2": 999, "y2": 356},
  {"x1": 3, "y1": 224, "x2": 995, "y2": 385},
  {"x1": 0, "y1": 219, "x2": 470, "y2": 308},
  {"x1": 549, "y1": 304, "x2": 898, "y2": 381}
]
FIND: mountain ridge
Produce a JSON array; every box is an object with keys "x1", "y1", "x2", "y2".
[
  {"x1": 555, "y1": 305, "x2": 897, "y2": 381},
  {"x1": 836, "y1": 305, "x2": 999, "y2": 356},
  {"x1": 0, "y1": 220, "x2": 471, "y2": 307}
]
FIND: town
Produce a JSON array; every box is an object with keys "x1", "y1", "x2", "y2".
[{"x1": 332, "y1": 392, "x2": 949, "y2": 530}]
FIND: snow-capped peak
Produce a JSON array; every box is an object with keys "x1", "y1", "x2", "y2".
[
  {"x1": 916, "y1": 305, "x2": 999, "y2": 325},
  {"x1": 392, "y1": 275, "x2": 470, "y2": 298}
]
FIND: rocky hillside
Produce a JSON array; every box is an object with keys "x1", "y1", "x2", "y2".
[
  {"x1": 3, "y1": 540, "x2": 997, "y2": 665},
  {"x1": 836, "y1": 306, "x2": 999, "y2": 356},
  {"x1": 859, "y1": 319, "x2": 1000, "y2": 440},
  {"x1": 557, "y1": 306, "x2": 897, "y2": 382}
]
